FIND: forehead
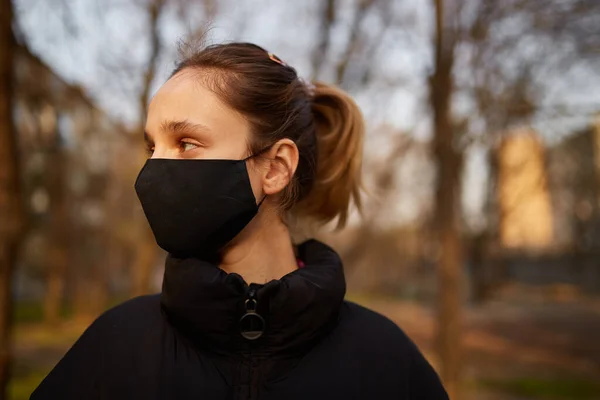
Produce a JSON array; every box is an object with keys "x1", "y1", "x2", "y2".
[{"x1": 146, "y1": 70, "x2": 249, "y2": 139}]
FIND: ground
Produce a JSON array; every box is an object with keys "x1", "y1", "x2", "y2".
[
  {"x1": 361, "y1": 294, "x2": 600, "y2": 399},
  {"x1": 12, "y1": 289, "x2": 600, "y2": 400}
]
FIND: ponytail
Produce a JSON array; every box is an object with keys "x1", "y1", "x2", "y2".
[{"x1": 294, "y1": 82, "x2": 364, "y2": 228}]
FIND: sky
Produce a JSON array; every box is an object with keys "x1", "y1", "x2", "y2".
[{"x1": 14, "y1": 0, "x2": 600, "y2": 229}]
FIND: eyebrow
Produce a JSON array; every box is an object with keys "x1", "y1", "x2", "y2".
[{"x1": 144, "y1": 119, "x2": 212, "y2": 143}]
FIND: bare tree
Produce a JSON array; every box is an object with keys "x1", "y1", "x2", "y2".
[
  {"x1": 458, "y1": 0, "x2": 600, "y2": 301},
  {"x1": 0, "y1": 0, "x2": 25, "y2": 396},
  {"x1": 429, "y1": 0, "x2": 463, "y2": 397},
  {"x1": 311, "y1": 0, "x2": 336, "y2": 80},
  {"x1": 426, "y1": 1, "x2": 600, "y2": 393},
  {"x1": 334, "y1": 0, "x2": 376, "y2": 86},
  {"x1": 44, "y1": 118, "x2": 69, "y2": 325},
  {"x1": 131, "y1": 0, "x2": 165, "y2": 297}
]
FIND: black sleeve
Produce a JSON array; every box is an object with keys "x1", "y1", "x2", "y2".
[
  {"x1": 408, "y1": 347, "x2": 449, "y2": 400},
  {"x1": 30, "y1": 316, "x2": 107, "y2": 399}
]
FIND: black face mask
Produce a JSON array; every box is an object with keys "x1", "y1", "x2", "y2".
[{"x1": 134, "y1": 155, "x2": 264, "y2": 260}]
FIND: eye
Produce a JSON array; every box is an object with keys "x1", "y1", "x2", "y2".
[
  {"x1": 180, "y1": 140, "x2": 200, "y2": 152},
  {"x1": 145, "y1": 143, "x2": 155, "y2": 156}
]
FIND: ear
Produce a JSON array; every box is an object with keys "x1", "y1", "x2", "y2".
[{"x1": 262, "y1": 138, "x2": 299, "y2": 196}]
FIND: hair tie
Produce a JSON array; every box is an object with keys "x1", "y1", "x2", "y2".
[
  {"x1": 268, "y1": 52, "x2": 287, "y2": 67},
  {"x1": 268, "y1": 52, "x2": 314, "y2": 97}
]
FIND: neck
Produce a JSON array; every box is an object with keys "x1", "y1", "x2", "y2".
[{"x1": 219, "y1": 213, "x2": 298, "y2": 284}]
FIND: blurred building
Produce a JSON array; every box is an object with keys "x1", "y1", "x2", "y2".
[
  {"x1": 547, "y1": 120, "x2": 600, "y2": 251},
  {"x1": 491, "y1": 123, "x2": 600, "y2": 294},
  {"x1": 14, "y1": 44, "x2": 119, "y2": 220},
  {"x1": 496, "y1": 129, "x2": 554, "y2": 251},
  {"x1": 13, "y1": 44, "x2": 125, "y2": 304}
]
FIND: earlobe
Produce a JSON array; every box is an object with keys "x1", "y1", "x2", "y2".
[{"x1": 262, "y1": 139, "x2": 299, "y2": 196}]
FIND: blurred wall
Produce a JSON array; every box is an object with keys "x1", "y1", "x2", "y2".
[{"x1": 497, "y1": 130, "x2": 554, "y2": 251}]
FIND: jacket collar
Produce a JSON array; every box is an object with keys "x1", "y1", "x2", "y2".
[{"x1": 160, "y1": 239, "x2": 346, "y2": 355}]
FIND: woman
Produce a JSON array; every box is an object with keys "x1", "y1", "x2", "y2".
[{"x1": 32, "y1": 42, "x2": 448, "y2": 400}]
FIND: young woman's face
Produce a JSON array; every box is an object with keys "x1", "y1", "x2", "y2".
[
  {"x1": 144, "y1": 70, "x2": 251, "y2": 160},
  {"x1": 143, "y1": 69, "x2": 299, "y2": 210}
]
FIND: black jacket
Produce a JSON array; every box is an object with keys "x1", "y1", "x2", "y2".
[{"x1": 31, "y1": 240, "x2": 448, "y2": 399}]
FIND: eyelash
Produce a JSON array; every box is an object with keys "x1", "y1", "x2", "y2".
[
  {"x1": 145, "y1": 140, "x2": 200, "y2": 156},
  {"x1": 145, "y1": 143, "x2": 154, "y2": 156}
]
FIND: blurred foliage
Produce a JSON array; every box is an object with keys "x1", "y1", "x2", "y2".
[
  {"x1": 14, "y1": 301, "x2": 71, "y2": 324},
  {"x1": 479, "y1": 378, "x2": 600, "y2": 400},
  {"x1": 9, "y1": 370, "x2": 46, "y2": 400}
]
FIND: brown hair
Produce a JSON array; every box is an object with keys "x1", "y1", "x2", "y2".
[{"x1": 172, "y1": 42, "x2": 364, "y2": 228}]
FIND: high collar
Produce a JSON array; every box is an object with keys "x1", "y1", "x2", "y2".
[{"x1": 160, "y1": 239, "x2": 346, "y2": 355}]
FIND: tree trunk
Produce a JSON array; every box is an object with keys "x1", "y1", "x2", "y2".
[
  {"x1": 130, "y1": 0, "x2": 164, "y2": 298},
  {"x1": 73, "y1": 222, "x2": 110, "y2": 321},
  {"x1": 0, "y1": 0, "x2": 24, "y2": 396},
  {"x1": 44, "y1": 246, "x2": 67, "y2": 325},
  {"x1": 430, "y1": 0, "x2": 463, "y2": 397},
  {"x1": 131, "y1": 234, "x2": 157, "y2": 296},
  {"x1": 44, "y1": 147, "x2": 69, "y2": 325},
  {"x1": 469, "y1": 232, "x2": 490, "y2": 304},
  {"x1": 72, "y1": 239, "x2": 93, "y2": 321},
  {"x1": 89, "y1": 242, "x2": 109, "y2": 317},
  {"x1": 311, "y1": 0, "x2": 335, "y2": 80}
]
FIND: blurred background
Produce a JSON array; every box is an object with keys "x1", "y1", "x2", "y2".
[{"x1": 1, "y1": 0, "x2": 599, "y2": 399}]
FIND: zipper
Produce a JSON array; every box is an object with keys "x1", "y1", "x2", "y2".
[
  {"x1": 237, "y1": 285, "x2": 264, "y2": 400},
  {"x1": 240, "y1": 285, "x2": 265, "y2": 341}
]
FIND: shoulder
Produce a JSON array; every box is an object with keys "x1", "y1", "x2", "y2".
[
  {"x1": 54, "y1": 294, "x2": 164, "y2": 363},
  {"x1": 84, "y1": 294, "x2": 163, "y2": 339},
  {"x1": 102, "y1": 293, "x2": 162, "y2": 319},
  {"x1": 339, "y1": 301, "x2": 416, "y2": 351},
  {"x1": 30, "y1": 295, "x2": 164, "y2": 399},
  {"x1": 60, "y1": 294, "x2": 164, "y2": 355},
  {"x1": 336, "y1": 301, "x2": 449, "y2": 399},
  {"x1": 97, "y1": 294, "x2": 162, "y2": 326}
]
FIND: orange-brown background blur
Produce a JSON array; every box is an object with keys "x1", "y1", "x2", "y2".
[{"x1": 3, "y1": 1, "x2": 600, "y2": 399}]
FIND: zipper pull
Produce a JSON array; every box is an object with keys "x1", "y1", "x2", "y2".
[{"x1": 239, "y1": 287, "x2": 265, "y2": 340}]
